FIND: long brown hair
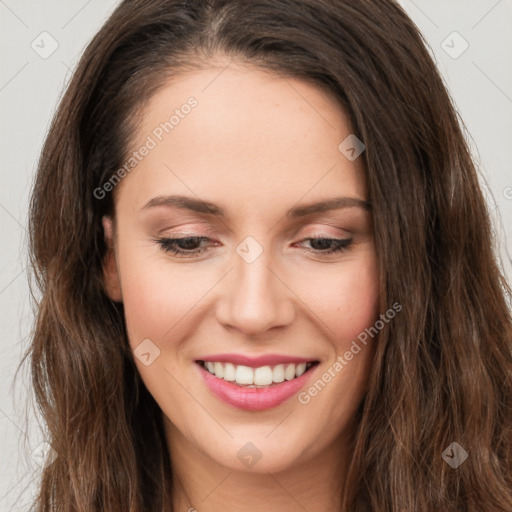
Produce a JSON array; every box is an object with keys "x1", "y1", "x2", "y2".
[{"x1": 26, "y1": 0, "x2": 512, "y2": 510}]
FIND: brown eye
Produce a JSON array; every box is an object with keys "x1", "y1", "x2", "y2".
[
  {"x1": 153, "y1": 236, "x2": 212, "y2": 257},
  {"x1": 297, "y1": 237, "x2": 353, "y2": 254}
]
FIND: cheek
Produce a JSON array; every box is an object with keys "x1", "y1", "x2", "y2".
[
  {"x1": 117, "y1": 248, "x2": 204, "y2": 347},
  {"x1": 334, "y1": 259, "x2": 380, "y2": 343},
  {"x1": 298, "y1": 252, "x2": 380, "y2": 348}
]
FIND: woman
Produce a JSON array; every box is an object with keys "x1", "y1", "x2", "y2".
[{"x1": 27, "y1": 0, "x2": 512, "y2": 510}]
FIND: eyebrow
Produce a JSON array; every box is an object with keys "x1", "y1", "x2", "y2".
[{"x1": 141, "y1": 194, "x2": 371, "y2": 218}]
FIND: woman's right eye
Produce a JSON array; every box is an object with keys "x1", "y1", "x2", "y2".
[{"x1": 152, "y1": 236, "x2": 213, "y2": 257}]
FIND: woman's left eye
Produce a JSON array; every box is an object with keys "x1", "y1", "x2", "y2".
[
  {"x1": 152, "y1": 236, "x2": 353, "y2": 258},
  {"x1": 296, "y1": 237, "x2": 353, "y2": 254}
]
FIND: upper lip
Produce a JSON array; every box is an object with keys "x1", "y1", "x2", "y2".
[{"x1": 196, "y1": 353, "x2": 318, "y2": 368}]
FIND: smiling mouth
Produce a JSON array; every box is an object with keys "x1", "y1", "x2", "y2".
[{"x1": 196, "y1": 360, "x2": 319, "y2": 388}]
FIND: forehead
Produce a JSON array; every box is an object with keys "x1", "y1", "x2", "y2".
[{"x1": 115, "y1": 64, "x2": 367, "y2": 218}]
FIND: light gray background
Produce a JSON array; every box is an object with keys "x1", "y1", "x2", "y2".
[{"x1": 1, "y1": 1, "x2": 511, "y2": 510}]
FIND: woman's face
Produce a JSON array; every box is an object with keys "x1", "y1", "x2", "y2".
[{"x1": 103, "y1": 62, "x2": 380, "y2": 473}]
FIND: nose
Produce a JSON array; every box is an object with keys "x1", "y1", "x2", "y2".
[{"x1": 215, "y1": 246, "x2": 295, "y2": 337}]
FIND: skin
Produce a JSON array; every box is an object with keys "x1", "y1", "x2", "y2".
[{"x1": 102, "y1": 59, "x2": 380, "y2": 512}]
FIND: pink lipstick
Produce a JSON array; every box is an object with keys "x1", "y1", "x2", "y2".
[{"x1": 195, "y1": 355, "x2": 319, "y2": 411}]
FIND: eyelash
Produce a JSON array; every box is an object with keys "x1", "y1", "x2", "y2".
[{"x1": 151, "y1": 235, "x2": 353, "y2": 258}]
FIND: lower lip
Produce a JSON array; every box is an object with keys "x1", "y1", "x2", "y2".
[{"x1": 196, "y1": 362, "x2": 318, "y2": 411}]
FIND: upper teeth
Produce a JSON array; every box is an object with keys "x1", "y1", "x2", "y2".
[{"x1": 202, "y1": 361, "x2": 313, "y2": 386}]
